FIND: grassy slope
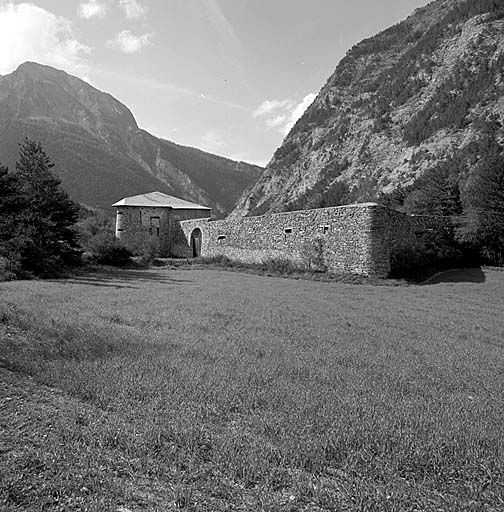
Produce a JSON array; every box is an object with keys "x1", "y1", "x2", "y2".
[{"x1": 0, "y1": 269, "x2": 503, "y2": 511}]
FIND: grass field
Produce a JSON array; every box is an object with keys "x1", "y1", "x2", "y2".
[{"x1": 0, "y1": 267, "x2": 503, "y2": 511}]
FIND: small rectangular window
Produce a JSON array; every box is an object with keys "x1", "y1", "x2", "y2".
[
  {"x1": 117, "y1": 211, "x2": 123, "y2": 216},
  {"x1": 217, "y1": 235, "x2": 226, "y2": 240},
  {"x1": 117, "y1": 229, "x2": 124, "y2": 232},
  {"x1": 284, "y1": 228, "x2": 293, "y2": 234},
  {"x1": 322, "y1": 225, "x2": 330, "y2": 234},
  {"x1": 156, "y1": 227, "x2": 160, "y2": 237}
]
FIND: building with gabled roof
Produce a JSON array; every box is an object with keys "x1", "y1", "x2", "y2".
[{"x1": 113, "y1": 191, "x2": 211, "y2": 256}]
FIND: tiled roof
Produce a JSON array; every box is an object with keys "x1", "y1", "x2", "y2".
[{"x1": 112, "y1": 191, "x2": 211, "y2": 210}]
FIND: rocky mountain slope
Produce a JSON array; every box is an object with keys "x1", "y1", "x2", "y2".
[
  {"x1": 0, "y1": 62, "x2": 262, "y2": 214},
  {"x1": 233, "y1": 0, "x2": 504, "y2": 216}
]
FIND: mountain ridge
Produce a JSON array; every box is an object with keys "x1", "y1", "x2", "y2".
[
  {"x1": 0, "y1": 62, "x2": 262, "y2": 215},
  {"x1": 232, "y1": 0, "x2": 504, "y2": 217}
]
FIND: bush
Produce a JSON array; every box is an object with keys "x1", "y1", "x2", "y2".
[
  {"x1": 195, "y1": 255, "x2": 234, "y2": 266},
  {"x1": 88, "y1": 235, "x2": 132, "y2": 267},
  {"x1": 0, "y1": 254, "x2": 19, "y2": 281},
  {"x1": 390, "y1": 243, "x2": 434, "y2": 281},
  {"x1": 139, "y1": 239, "x2": 159, "y2": 266},
  {"x1": 261, "y1": 258, "x2": 301, "y2": 274},
  {"x1": 390, "y1": 241, "x2": 466, "y2": 282},
  {"x1": 76, "y1": 210, "x2": 132, "y2": 267},
  {"x1": 300, "y1": 237, "x2": 328, "y2": 272}
]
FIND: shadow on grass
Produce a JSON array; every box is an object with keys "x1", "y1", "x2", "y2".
[
  {"x1": 423, "y1": 267, "x2": 486, "y2": 285},
  {"x1": 49, "y1": 268, "x2": 195, "y2": 289}
]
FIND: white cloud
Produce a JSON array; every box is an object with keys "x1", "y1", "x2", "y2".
[
  {"x1": 118, "y1": 0, "x2": 147, "y2": 19},
  {"x1": 265, "y1": 114, "x2": 287, "y2": 130},
  {"x1": 253, "y1": 94, "x2": 316, "y2": 135},
  {"x1": 78, "y1": 0, "x2": 107, "y2": 20},
  {"x1": 287, "y1": 93, "x2": 317, "y2": 132},
  {"x1": 253, "y1": 99, "x2": 291, "y2": 118},
  {"x1": 107, "y1": 30, "x2": 152, "y2": 54},
  {"x1": 0, "y1": 2, "x2": 91, "y2": 76}
]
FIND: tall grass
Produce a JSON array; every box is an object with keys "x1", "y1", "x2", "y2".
[{"x1": 1, "y1": 268, "x2": 503, "y2": 510}]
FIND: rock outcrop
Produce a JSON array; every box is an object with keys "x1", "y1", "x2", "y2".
[{"x1": 233, "y1": 0, "x2": 504, "y2": 216}]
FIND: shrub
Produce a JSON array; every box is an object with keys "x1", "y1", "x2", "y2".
[
  {"x1": 76, "y1": 210, "x2": 132, "y2": 267},
  {"x1": 195, "y1": 255, "x2": 234, "y2": 266},
  {"x1": 0, "y1": 254, "x2": 19, "y2": 281},
  {"x1": 390, "y1": 243, "x2": 434, "y2": 281},
  {"x1": 261, "y1": 258, "x2": 301, "y2": 274},
  {"x1": 139, "y1": 239, "x2": 159, "y2": 266},
  {"x1": 89, "y1": 234, "x2": 132, "y2": 267},
  {"x1": 390, "y1": 241, "x2": 466, "y2": 282},
  {"x1": 300, "y1": 237, "x2": 328, "y2": 272}
]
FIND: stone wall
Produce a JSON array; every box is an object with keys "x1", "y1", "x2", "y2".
[
  {"x1": 169, "y1": 209, "x2": 212, "y2": 256},
  {"x1": 115, "y1": 206, "x2": 210, "y2": 256},
  {"x1": 116, "y1": 206, "x2": 171, "y2": 255},
  {"x1": 179, "y1": 204, "x2": 380, "y2": 275},
  {"x1": 178, "y1": 203, "x2": 447, "y2": 277},
  {"x1": 116, "y1": 202, "x2": 446, "y2": 276}
]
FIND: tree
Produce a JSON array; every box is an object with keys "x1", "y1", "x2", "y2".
[
  {"x1": 0, "y1": 164, "x2": 18, "y2": 234},
  {"x1": 377, "y1": 185, "x2": 412, "y2": 210},
  {"x1": 11, "y1": 139, "x2": 80, "y2": 274},
  {"x1": 0, "y1": 164, "x2": 22, "y2": 272},
  {"x1": 402, "y1": 167, "x2": 462, "y2": 217},
  {"x1": 458, "y1": 150, "x2": 504, "y2": 265}
]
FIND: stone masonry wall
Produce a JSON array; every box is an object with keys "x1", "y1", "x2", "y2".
[
  {"x1": 178, "y1": 203, "x2": 447, "y2": 277},
  {"x1": 116, "y1": 206, "x2": 171, "y2": 255},
  {"x1": 179, "y1": 204, "x2": 378, "y2": 275},
  {"x1": 116, "y1": 207, "x2": 210, "y2": 256}
]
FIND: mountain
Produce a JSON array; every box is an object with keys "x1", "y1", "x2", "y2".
[
  {"x1": 232, "y1": 0, "x2": 504, "y2": 217},
  {"x1": 0, "y1": 62, "x2": 262, "y2": 215}
]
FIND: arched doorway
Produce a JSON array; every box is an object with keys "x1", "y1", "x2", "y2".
[{"x1": 190, "y1": 228, "x2": 202, "y2": 257}]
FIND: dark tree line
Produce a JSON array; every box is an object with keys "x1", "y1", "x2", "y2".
[
  {"x1": 459, "y1": 140, "x2": 504, "y2": 265},
  {"x1": 0, "y1": 139, "x2": 81, "y2": 276},
  {"x1": 380, "y1": 126, "x2": 504, "y2": 266}
]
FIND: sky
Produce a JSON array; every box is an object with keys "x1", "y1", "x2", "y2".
[{"x1": 0, "y1": 0, "x2": 431, "y2": 167}]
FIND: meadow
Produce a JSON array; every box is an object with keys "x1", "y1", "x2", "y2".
[{"x1": 0, "y1": 267, "x2": 503, "y2": 511}]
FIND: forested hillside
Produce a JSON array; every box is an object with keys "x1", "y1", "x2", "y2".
[
  {"x1": 0, "y1": 62, "x2": 262, "y2": 214},
  {"x1": 233, "y1": 0, "x2": 504, "y2": 219}
]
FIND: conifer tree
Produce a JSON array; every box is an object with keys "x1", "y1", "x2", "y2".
[
  {"x1": 458, "y1": 147, "x2": 504, "y2": 265},
  {"x1": 12, "y1": 139, "x2": 80, "y2": 274},
  {"x1": 0, "y1": 164, "x2": 20, "y2": 268},
  {"x1": 402, "y1": 167, "x2": 462, "y2": 217},
  {"x1": 0, "y1": 164, "x2": 17, "y2": 224}
]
